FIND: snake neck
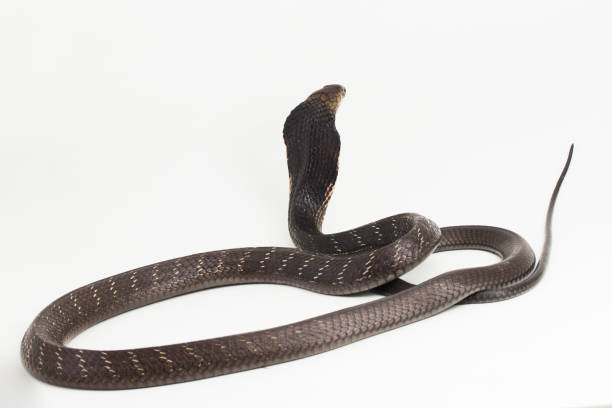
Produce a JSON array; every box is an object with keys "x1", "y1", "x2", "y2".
[{"x1": 283, "y1": 95, "x2": 341, "y2": 245}]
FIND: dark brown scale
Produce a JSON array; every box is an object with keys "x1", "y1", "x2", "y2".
[{"x1": 21, "y1": 85, "x2": 572, "y2": 389}]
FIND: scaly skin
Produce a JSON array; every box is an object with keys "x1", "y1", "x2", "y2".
[{"x1": 21, "y1": 85, "x2": 572, "y2": 389}]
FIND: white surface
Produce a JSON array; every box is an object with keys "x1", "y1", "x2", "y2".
[{"x1": 1, "y1": 1, "x2": 611, "y2": 407}]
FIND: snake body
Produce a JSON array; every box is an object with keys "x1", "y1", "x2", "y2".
[{"x1": 21, "y1": 85, "x2": 572, "y2": 389}]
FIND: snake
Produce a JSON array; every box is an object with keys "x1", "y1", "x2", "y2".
[{"x1": 21, "y1": 85, "x2": 573, "y2": 390}]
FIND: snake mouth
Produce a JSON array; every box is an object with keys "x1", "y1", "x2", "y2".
[{"x1": 307, "y1": 84, "x2": 346, "y2": 112}]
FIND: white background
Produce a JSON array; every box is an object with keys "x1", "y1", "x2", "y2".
[{"x1": 1, "y1": 1, "x2": 611, "y2": 407}]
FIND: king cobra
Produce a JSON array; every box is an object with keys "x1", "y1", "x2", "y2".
[{"x1": 21, "y1": 85, "x2": 573, "y2": 389}]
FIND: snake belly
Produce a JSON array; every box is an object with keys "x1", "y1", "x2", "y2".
[{"x1": 20, "y1": 85, "x2": 572, "y2": 389}]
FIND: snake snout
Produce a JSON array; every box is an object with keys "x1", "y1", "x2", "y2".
[
  {"x1": 307, "y1": 84, "x2": 346, "y2": 112},
  {"x1": 325, "y1": 84, "x2": 347, "y2": 97},
  {"x1": 313, "y1": 84, "x2": 345, "y2": 95}
]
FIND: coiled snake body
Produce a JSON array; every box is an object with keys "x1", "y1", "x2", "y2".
[{"x1": 21, "y1": 85, "x2": 572, "y2": 389}]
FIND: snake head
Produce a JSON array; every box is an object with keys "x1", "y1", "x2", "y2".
[{"x1": 306, "y1": 84, "x2": 346, "y2": 113}]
